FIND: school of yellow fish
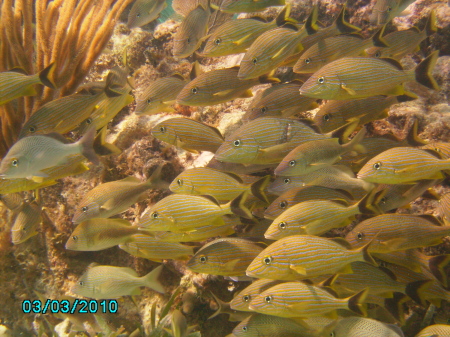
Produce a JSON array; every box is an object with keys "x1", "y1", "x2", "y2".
[{"x1": 0, "y1": 0, "x2": 449, "y2": 336}]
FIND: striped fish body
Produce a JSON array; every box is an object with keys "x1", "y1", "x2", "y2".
[
  {"x1": 138, "y1": 194, "x2": 233, "y2": 232},
  {"x1": 230, "y1": 279, "x2": 282, "y2": 312},
  {"x1": 331, "y1": 317, "x2": 405, "y2": 337},
  {"x1": 215, "y1": 117, "x2": 328, "y2": 164},
  {"x1": 268, "y1": 165, "x2": 373, "y2": 199},
  {"x1": 72, "y1": 176, "x2": 153, "y2": 223},
  {"x1": 0, "y1": 71, "x2": 41, "y2": 105},
  {"x1": 339, "y1": 136, "x2": 406, "y2": 173},
  {"x1": 19, "y1": 87, "x2": 107, "y2": 138},
  {"x1": 79, "y1": 85, "x2": 134, "y2": 133},
  {"x1": 135, "y1": 76, "x2": 186, "y2": 115},
  {"x1": 386, "y1": 263, "x2": 450, "y2": 307},
  {"x1": 11, "y1": 202, "x2": 42, "y2": 244},
  {"x1": 119, "y1": 234, "x2": 194, "y2": 261},
  {"x1": 65, "y1": 219, "x2": 140, "y2": 251},
  {"x1": 186, "y1": 237, "x2": 265, "y2": 276},
  {"x1": 71, "y1": 265, "x2": 164, "y2": 299},
  {"x1": 369, "y1": 0, "x2": 414, "y2": 25},
  {"x1": 0, "y1": 155, "x2": 87, "y2": 194},
  {"x1": 249, "y1": 282, "x2": 352, "y2": 318},
  {"x1": 314, "y1": 96, "x2": 397, "y2": 133},
  {"x1": 152, "y1": 219, "x2": 236, "y2": 242},
  {"x1": 415, "y1": 324, "x2": 450, "y2": 337},
  {"x1": 233, "y1": 314, "x2": 311, "y2": 337},
  {"x1": 0, "y1": 193, "x2": 23, "y2": 211},
  {"x1": 294, "y1": 35, "x2": 373, "y2": 74},
  {"x1": 299, "y1": 57, "x2": 414, "y2": 100},
  {"x1": 170, "y1": 167, "x2": 269, "y2": 201},
  {"x1": 152, "y1": 117, "x2": 224, "y2": 153},
  {"x1": 366, "y1": 28, "x2": 427, "y2": 60},
  {"x1": 238, "y1": 26, "x2": 305, "y2": 80},
  {"x1": 438, "y1": 192, "x2": 450, "y2": 223},
  {"x1": 219, "y1": 0, "x2": 285, "y2": 13},
  {"x1": 357, "y1": 147, "x2": 450, "y2": 184},
  {"x1": 176, "y1": 67, "x2": 259, "y2": 106},
  {"x1": 173, "y1": 4, "x2": 211, "y2": 58},
  {"x1": 127, "y1": 0, "x2": 167, "y2": 28},
  {"x1": 264, "y1": 185, "x2": 353, "y2": 220},
  {"x1": 246, "y1": 235, "x2": 368, "y2": 281},
  {"x1": 264, "y1": 200, "x2": 358, "y2": 240},
  {"x1": 331, "y1": 262, "x2": 406, "y2": 298},
  {"x1": 244, "y1": 82, "x2": 317, "y2": 121},
  {"x1": 346, "y1": 214, "x2": 450, "y2": 253},
  {"x1": 422, "y1": 142, "x2": 450, "y2": 159},
  {"x1": 202, "y1": 18, "x2": 276, "y2": 57},
  {"x1": 0, "y1": 134, "x2": 91, "y2": 180},
  {"x1": 173, "y1": 0, "x2": 207, "y2": 16}
]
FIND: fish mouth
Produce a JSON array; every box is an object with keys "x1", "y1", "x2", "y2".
[{"x1": 356, "y1": 174, "x2": 363, "y2": 179}]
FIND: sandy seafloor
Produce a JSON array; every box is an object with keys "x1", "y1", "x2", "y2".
[{"x1": 0, "y1": 0, "x2": 449, "y2": 336}]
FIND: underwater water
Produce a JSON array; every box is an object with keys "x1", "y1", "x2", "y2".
[{"x1": 0, "y1": 0, "x2": 449, "y2": 336}]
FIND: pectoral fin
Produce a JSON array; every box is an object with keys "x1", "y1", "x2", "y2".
[
  {"x1": 223, "y1": 258, "x2": 241, "y2": 271},
  {"x1": 341, "y1": 84, "x2": 356, "y2": 95},
  {"x1": 290, "y1": 264, "x2": 307, "y2": 275}
]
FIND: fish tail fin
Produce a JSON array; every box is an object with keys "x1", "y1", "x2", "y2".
[
  {"x1": 405, "y1": 280, "x2": 433, "y2": 305},
  {"x1": 259, "y1": 70, "x2": 281, "y2": 84},
  {"x1": 78, "y1": 126, "x2": 100, "y2": 165},
  {"x1": 304, "y1": 5, "x2": 319, "y2": 35},
  {"x1": 330, "y1": 119, "x2": 359, "y2": 144},
  {"x1": 229, "y1": 191, "x2": 253, "y2": 219},
  {"x1": 93, "y1": 126, "x2": 122, "y2": 156},
  {"x1": 39, "y1": 63, "x2": 56, "y2": 89},
  {"x1": 406, "y1": 119, "x2": 428, "y2": 146},
  {"x1": 146, "y1": 163, "x2": 169, "y2": 190},
  {"x1": 335, "y1": 4, "x2": 361, "y2": 34},
  {"x1": 347, "y1": 289, "x2": 368, "y2": 316},
  {"x1": 396, "y1": 92, "x2": 418, "y2": 103},
  {"x1": 424, "y1": 9, "x2": 437, "y2": 36},
  {"x1": 357, "y1": 188, "x2": 384, "y2": 215},
  {"x1": 345, "y1": 127, "x2": 367, "y2": 154},
  {"x1": 208, "y1": 291, "x2": 230, "y2": 320},
  {"x1": 384, "y1": 293, "x2": 408, "y2": 323},
  {"x1": 372, "y1": 23, "x2": 389, "y2": 48},
  {"x1": 429, "y1": 254, "x2": 450, "y2": 288},
  {"x1": 355, "y1": 235, "x2": 378, "y2": 266},
  {"x1": 104, "y1": 72, "x2": 124, "y2": 98},
  {"x1": 250, "y1": 175, "x2": 271, "y2": 204},
  {"x1": 142, "y1": 265, "x2": 165, "y2": 294},
  {"x1": 414, "y1": 50, "x2": 440, "y2": 91}
]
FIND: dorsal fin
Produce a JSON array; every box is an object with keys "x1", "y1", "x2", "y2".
[
  {"x1": 304, "y1": 5, "x2": 319, "y2": 35},
  {"x1": 330, "y1": 237, "x2": 352, "y2": 249},
  {"x1": 170, "y1": 73, "x2": 185, "y2": 81},
  {"x1": 200, "y1": 194, "x2": 221, "y2": 206},
  {"x1": 281, "y1": 23, "x2": 298, "y2": 31},
  {"x1": 249, "y1": 16, "x2": 267, "y2": 23},
  {"x1": 190, "y1": 61, "x2": 202, "y2": 80},
  {"x1": 334, "y1": 4, "x2": 361, "y2": 34},
  {"x1": 422, "y1": 148, "x2": 444, "y2": 159},
  {"x1": 221, "y1": 171, "x2": 243, "y2": 183},
  {"x1": 379, "y1": 266, "x2": 398, "y2": 281},
  {"x1": 289, "y1": 79, "x2": 304, "y2": 85},
  {"x1": 44, "y1": 132, "x2": 72, "y2": 144},
  {"x1": 418, "y1": 214, "x2": 444, "y2": 226},
  {"x1": 372, "y1": 24, "x2": 389, "y2": 48},
  {"x1": 8, "y1": 67, "x2": 28, "y2": 75},
  {"x1": 407, "y1": 26, "x2": 421, "y2": 33},
  {"x1": 380, "y1": 58, "x2": 404, "y2": 70}
]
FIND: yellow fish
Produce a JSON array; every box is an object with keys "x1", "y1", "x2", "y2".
[
  {"x1": 127, "y1": 0, "x2": 167, "y2": 28},
  {"x1": 232, "y1": 314, "x2": 312, "y2": 337},
  {"x1": 328, "y1": 317, "x2": 405, "y2": 337},
  {"x1": 217, "y1": 0, "x2": 285, "y2": 13},
  {"x1": 11, "y1": 201, "x2": 42, "y2": 245},
  {"x1": 299, "y1": 51, "x2": 440, "y2": 100},
  {"x1": 230, "y1": 279, "x2": 282, "y2": 312},
  {"x1": 415, "y1": 324, "x2": 450, "y2": 337}
]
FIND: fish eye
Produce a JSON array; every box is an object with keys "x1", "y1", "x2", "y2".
[
  {"x1": 177, "y1": 179, "x2": 183, "y2": 186},
  {"x1": 317, "y1": 76, "x2": 325, "y2": 84},
  {"x1": 29, "y1": 126, "x2": 36, "y2": 133},
  {"x1": 330, "y1": 333, "x2": 335, "y2": 337},
  {"x1": 380, "y1": 197, "x2": 387, "y2": 204},
  {"x1": 160, "y1": 126, "x2": 166, "y2": 133},
  {"x1": 242, "y1": 326, "x2": 248, "y2": 332},
  {"x1": 85, "y1": 118, "x2": 92, "y2": 125},
  {"x1": 72, "y1": 236, "x2": 78, "y2": 241},
  {"x1": 81, "y1": 206, "x2": 88, "y2": 212},
  {"x1": 79, "y1": 281, "x2": 84, "y2": 286},
  {"x1": 191, "y1": 87, "x2": 199, "y2": 94},
  {"x1": 305, "y1": 58, "x2": 311, "y2": 64},
  {"x1": 233, "y1": 139, "x2": 241, "y2": 147},
  {"x1": 373, "y1": 162, "x2": 382, "y2": 170},
  {"x1": 136, "y1": 13, "x2": 140, "y2": 17},
  {"x1": 11, "y1": 159, "x2": 19, "y2": 167},
  {"x1": 263, "y1": 256, "x2": 272, "y2": 265},
  {"x1": 264, "y1": 295, "x2": 272, "y2": 303},
  {"x1": 289, "y1": 160, "x2": 296, "y2": 167},
  {"x1": 187, "y1": 38, "x2": 191, "y2": 43},
  {"x1": 199, "y1": 255, "x2": 207, "y2": 263},
  {"x1": 387, "y1": 6, "x2": 392, "y2": 12},
  {"x1": 260, "y1": 106, "x2": 268, "y2": 114},
  {"x1": 242, "y1": 295, "x2": 250, "y2": 302},
  {"x1": 278, "y1": 222, "x2": 287, "y2": 230},
  {"x1": 151, "y1": 212, "x2": 159, "y2": 219},
  {"x1": 279, "y1": 201, "x2": 287, "y2": 209},
  {"x1": 214, "y1": 38, "x2": 221, "y2": 45},
  {"x1": 146, "y1": 98, "x2": 152, "y2": 104},
  {"x1": 357, "y1": 232, "x2": 364, "y2": 240},
  {"x1": 252, "y1": 57, "x2": 258, "y2": 65},
  {"x1": 375, "y1": 51, "x2": 381, "y2": 58},
  {"x1": 283, "y1": 178, "x2": 290, "y2": 184},
  {"x1": 323, "y1": 114, "x2": 331, "y2": 122}
]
